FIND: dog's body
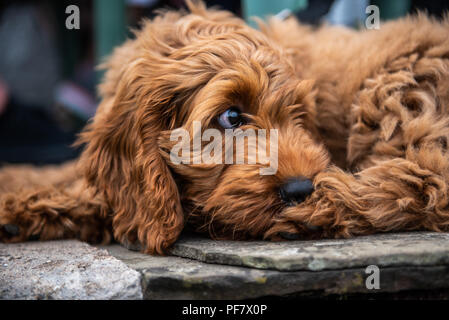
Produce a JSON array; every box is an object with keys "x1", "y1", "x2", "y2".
[{"x1": 1, "y1": 2, "x2": 449, "y2": 254}]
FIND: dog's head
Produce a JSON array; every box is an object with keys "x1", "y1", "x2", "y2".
[{"x1": 79, "y1": 1, "x2": 330, "y2": 254}]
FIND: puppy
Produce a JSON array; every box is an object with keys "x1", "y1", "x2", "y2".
[
  {"x1": 263, "y1": 11, "x2": 449, "y2": 238},
  {"x1": 1, "y1": 2, "x2": 449, "y2": 255}
]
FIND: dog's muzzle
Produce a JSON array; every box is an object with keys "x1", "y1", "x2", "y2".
[{"x1": 279, "y1": 177, "x2": 314, "y2": 205}]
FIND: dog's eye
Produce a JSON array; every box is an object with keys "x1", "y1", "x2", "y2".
[{"x1": 218, "y1": 107, "x2": 244, "y2": 129}]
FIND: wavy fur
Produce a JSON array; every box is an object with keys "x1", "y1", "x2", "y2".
[{"x1": 1, "y1": 2, "x2": 449, "y2": 254}]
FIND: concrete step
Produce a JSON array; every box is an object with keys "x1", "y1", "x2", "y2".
[{"x1": 2, "y1": 232, "x2": 449, "y2": 299}]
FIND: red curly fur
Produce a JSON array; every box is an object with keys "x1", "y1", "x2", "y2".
[{"x1": 1, "y1": 1, "x2": 449, "y2": 254}]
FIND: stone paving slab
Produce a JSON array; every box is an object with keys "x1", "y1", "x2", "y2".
[
  {"x1": 2, "y1": 232, "x2": 449, "y2": 300},
  {"x1": 170, "y1": 232, "x2": 449, "y2": 271},
  {"x1": 105, "y1": 243, "x2": 449, "y2": 300},
  {"x1": 0, "y1": 241, "x2": 142, "y2": 300}
]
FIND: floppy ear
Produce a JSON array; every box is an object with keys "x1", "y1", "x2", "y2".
[
  {"x1": 78, "y1": 2, "x2": 248, "y2": 254},
  {"x1": 78, "y1": 38, "x2": 185, "y2": 255}
]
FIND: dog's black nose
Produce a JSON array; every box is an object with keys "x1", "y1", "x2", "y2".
[{"x1": 279, "y1": 177, "x2": 314, "y2": 204}]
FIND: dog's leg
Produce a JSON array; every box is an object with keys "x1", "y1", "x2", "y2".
[
  {"x1": 268, "y1": 152, "x2": 449, "y2": 239},
  {"x1": 0, "y1": 164, "x2": 112, "y2": 244},
  {"x1": 268, "y1": 50, "x2": 449, "y2": 239}
]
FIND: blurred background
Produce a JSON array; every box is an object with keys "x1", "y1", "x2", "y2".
[{"x1": 0, "y1": 0, "x2": 447, "y2": 166}]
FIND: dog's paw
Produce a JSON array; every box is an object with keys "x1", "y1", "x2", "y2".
[
  {"x1": 0, "y1": 223, "x2": 40, "y2": 242},
  {"x1": 3, "y1": 224, "x2": 20, "y2": 236},
  {"x1": 0, "y1": 223, "x2": 20, "y2": 242}
]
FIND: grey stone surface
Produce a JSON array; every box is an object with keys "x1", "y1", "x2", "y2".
[
  {"x1": 0, "y1": 241, "x2": 142, "y2": 300},
  {"x1": 106, "y1": 244, "x2": 449, "y2": 300},
  {"x1": 3, "y1": 232, "x2": 449, "y2": 300},
  {"x1": 170, "y1": 232, "x2": 449, "y2": 271}
]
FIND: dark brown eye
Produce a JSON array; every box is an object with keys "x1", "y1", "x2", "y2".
[{"x1": 218, "y1": 107, "x2": 244, "y2": 129}]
